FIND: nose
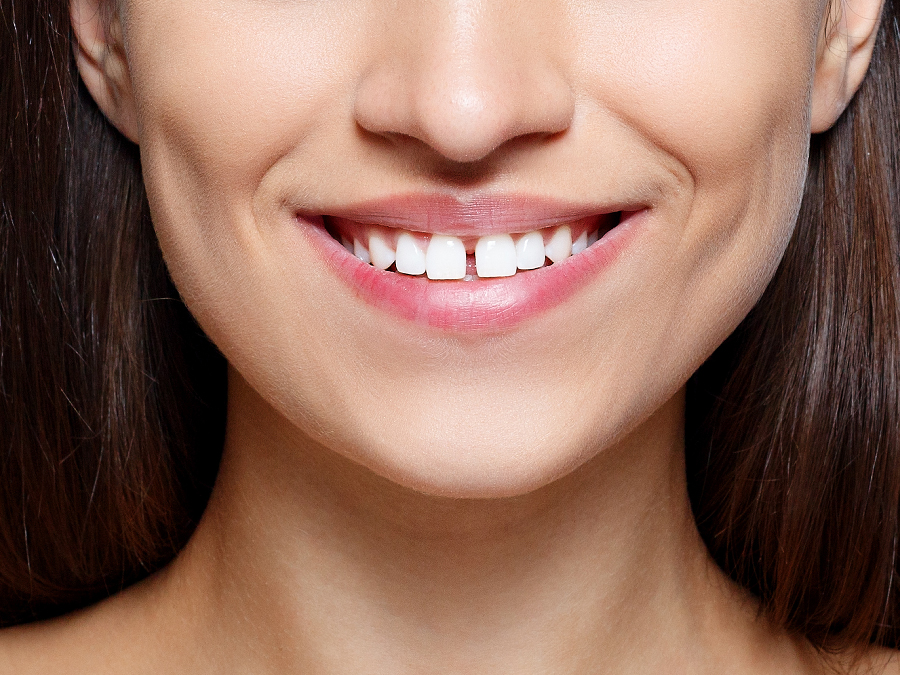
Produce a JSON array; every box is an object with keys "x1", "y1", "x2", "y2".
[{"x1": 353, "y1": 0, "x2": 575, "y2": 165}]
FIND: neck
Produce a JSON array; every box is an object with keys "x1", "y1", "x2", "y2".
[{"x1": 157, "y1": 370, "x2": 809, "y2": 674}]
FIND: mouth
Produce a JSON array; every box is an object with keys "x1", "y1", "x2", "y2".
[
  {"x1": 324, "y1": 214, "x2": 620, "y2": 280},
  {"x1": 297, "y1": 195, "x2": 644, "y2": 332}
]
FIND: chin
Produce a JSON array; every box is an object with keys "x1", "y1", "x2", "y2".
[{"x1": 345, "y1": 430, "x2": 592, "y2": 499}]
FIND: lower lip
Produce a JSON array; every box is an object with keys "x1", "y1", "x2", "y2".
[{"x1": 299, "y1": 212, "x2": 643, "y2": 332}]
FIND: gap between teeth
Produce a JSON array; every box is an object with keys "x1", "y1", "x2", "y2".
[{"x1": 343, "y1": 225, "x2": 601, "y2": 279}]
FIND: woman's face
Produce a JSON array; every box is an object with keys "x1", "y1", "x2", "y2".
[{"x1": 113, "y1": 0, "x2": 824, "y2": 496}]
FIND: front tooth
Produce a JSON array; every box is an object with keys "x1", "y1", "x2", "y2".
[
  {"x1": 571, "y1": 231, "x2": 588, "y2": 255},
  {"x1": 341, "y1": 235, "x2": 354, "y2": 253},
  {"x1": 587, "y1": 229, "x2": 599, "y2": 246},
  {"x1": 425, "y1": 234, "x2": 466, "y2": 280},
  {"x1": 545, "y1": 225, "x2": 573, "y2": 263},
  {"x1": 353, "y1": 238, "x2": 371, "y2": 264},
  {"x1": 395, "y1": 233, "x2": 426, "y2": 275},
  {"x1": 475, "y1": 234, "x2": 517, "y2": 278},
  {"x1": 368, "y1": 232, "x2": 395, "y2": 270},
  {"x1": 516, "y1": 231, "x2": 546, "y2": 270}
]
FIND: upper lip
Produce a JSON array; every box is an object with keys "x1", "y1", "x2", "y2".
[{"x1": 311, "y1": 193, "x2": 643, "y2": 237}]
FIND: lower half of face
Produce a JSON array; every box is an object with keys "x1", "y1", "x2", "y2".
[{"x1": 128, "y1": 0, "x2": 820, "y2": 497}]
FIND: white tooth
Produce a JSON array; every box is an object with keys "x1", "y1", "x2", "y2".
[
  {"x1": 353, "y1": 238, "x2": 371, "y2": 264},
  {"x1": 587, "y1": 229, "x2": 599, "y2": 246},
  {"x1": 516, "y1": 231, "x2": 546, "y2": 270},
  {"x1": 341, "y1": 235, "x2": 354, "y2": 253},
  {"x1": 545, "y1": 225, "x2": 573, "y2": 263},
  {"x1": 395, "y1": 233, "x2": 426, "y2": 275},
  {"x1": 368, "y1": 232, "x2": 395, "y2": 270},
  {"x1": 571, "y1": 231, "x2": 588, "y2": 255},
  {"x1": 475, "y1": 234, "x2": 517, "y2": 278},
  {"x1": 425, "y1": 234, "x2": 466, "y2": 280}
]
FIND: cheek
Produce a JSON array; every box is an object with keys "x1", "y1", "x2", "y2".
[
  {"x1": 573, "y1": 2, "x2": 817, "y2": 167},
  {"x1": 123, "y1": 0, "x2": 362, "y2": 329},
  {"x1": 127, "y1": 1, "x2": 350, "y2": 181},
  {"x1": 561, "y1": 1, "x2": 820, "y2": 391},
  {"x1": 575, "y1": 1, "x2": 816, "y2": 323}
]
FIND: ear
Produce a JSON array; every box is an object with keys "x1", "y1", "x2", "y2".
[
  {"x1": 70, "y1": 0, "x2": 139, "y2": 143},
  {"x1": 811, "y1": 0, "x2": 885, "y2": 133}
]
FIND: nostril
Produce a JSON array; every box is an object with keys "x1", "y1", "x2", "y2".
[
  {"x1": 353, "y1": 68, "x2": 413, "y2": 139},
  {"x1": 353, "y1": 53, "x2": 575, "y2": 165}
]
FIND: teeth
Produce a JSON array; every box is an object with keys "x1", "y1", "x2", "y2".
[
  {"x1": 544, "y1": 225, "x2": 573, "y2": 263},
  {"x1": 368, "y1": 232, "x2": 396, "y2": 270},
  {"x1": 343, "y1": 222, "x2": 595, "y2": 277},
  {"x1": 515, "y1": 231, "x2": 545, "y2": 270},
  {"x1": 395, "y1": 233, "x2": 427, "y2": 275},
  {"x1": 475, "y1": 234, "x2": 517, "y2": 278},
  {"x1": 353, "y1": 238, "x2": 371, "y2": 264},
  {"x1": 571, "y1": 230, "x2": 588, "y2": 255},
  {"x1": 425, "y1": 234, "x2": 466, "y2": 280}
]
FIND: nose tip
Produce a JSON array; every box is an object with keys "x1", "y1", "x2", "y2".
[
  {"x1": 431, "y1": 86, "x2": 502, "y2": 164},
  {"x1": 353, "y1": 24, "x2": 575, "y2": 165}
]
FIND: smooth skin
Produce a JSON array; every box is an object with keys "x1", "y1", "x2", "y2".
[{"x1": 0, "y1": 0, "x2": 896, "y2": 672}]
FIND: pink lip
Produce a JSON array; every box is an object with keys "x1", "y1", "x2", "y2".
[
  {"x1": 307, "y1": 194, "x2": 642, "y2": 237},
  {"x1": 297, "y1": 197, "x2": 645, "y2": 332}
]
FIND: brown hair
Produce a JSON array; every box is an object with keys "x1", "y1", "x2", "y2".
[
  {"x1": 687, "y1": 0, "x2": 900, "y2": 651},
  {"x1": 1, "y1": 0, "x2": 898, "y2": 653},
  {"x1": 0, "y1": 0, "x2": 225, "y2": 625}
]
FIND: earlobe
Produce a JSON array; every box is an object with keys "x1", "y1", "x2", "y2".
[
  {"x1": 810, "y1": 0, "x2": 885, "y2": 133},
  {"x1": 70, "y1": 0, "x2": 139, "y2": 143}
]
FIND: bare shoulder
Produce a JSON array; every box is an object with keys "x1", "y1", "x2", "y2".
[
  {"x1": 0, "y1": 620, "x2": 66, "y2": 674},
  {"x1": 0, "y1": 579, "x2": 178, "y2": 675},
  {"x1": 850, "y1": 647, "x2": 900, "y2": 675},
  {"x1": 0, "y1": 603, "x2": 138, "y2": 675},
  {"x1": 815, "y1": 646, "x2": 900, "y2": 675}
]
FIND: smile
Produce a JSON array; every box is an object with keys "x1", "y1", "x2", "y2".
[
  {"x1": 325, "y1": 215, "x2": 618, "y2": 280},
  {"x1": 298, "y1": 196, "x2": 645, "y2": 331}
]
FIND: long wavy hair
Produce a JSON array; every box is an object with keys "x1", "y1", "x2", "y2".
[{"x1": 1, "y1": 0, "x2": 900, "y2": 653}]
